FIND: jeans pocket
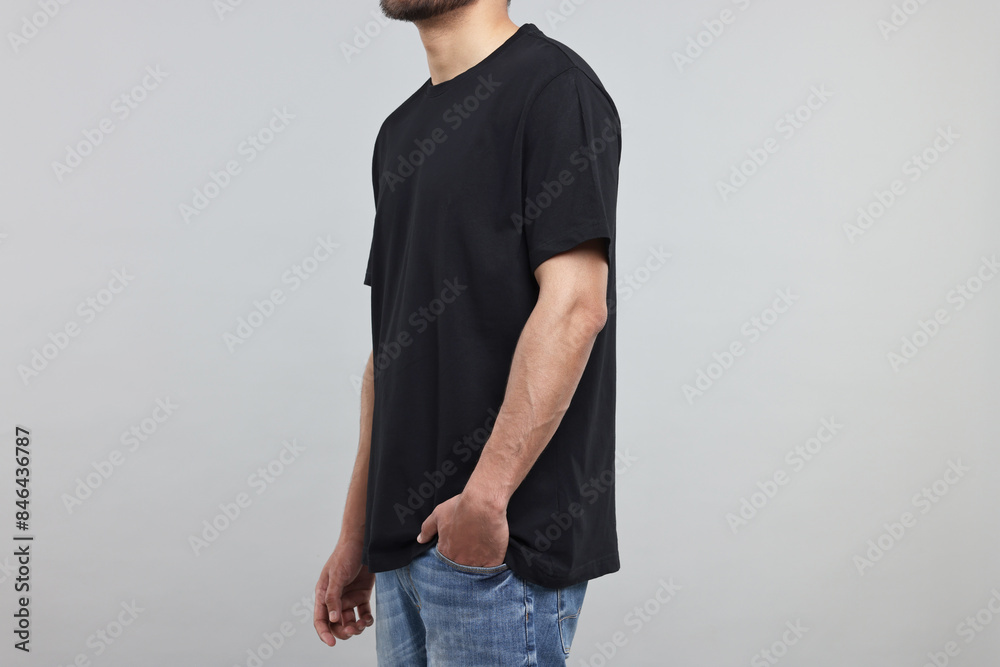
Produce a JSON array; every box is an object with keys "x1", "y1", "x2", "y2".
[
  {"x1": 431, "y1": 544, "x2": 509, "y2": 575},
  {"x1": 557, "y1": 581, "x2": 588, "y2": 655}
]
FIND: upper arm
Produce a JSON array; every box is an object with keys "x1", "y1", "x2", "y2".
[
  {"x1": 519, "y1": 67, "x2": 621, "y2": 277},
  {"x1": 533, "y1": 238, "x2": 609, "y2": 326}
]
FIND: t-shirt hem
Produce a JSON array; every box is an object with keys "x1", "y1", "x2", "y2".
[
  {"x1": 528, "y1": 222, "x2": 612, "y2": 274},
  {"x1": 509, "y1": 551, "x2": 620, "y2": 589},
  {"x1": 363, "y1": 545, "x2": 620, "y2": 589},
  {"x1": 363, "y1": 543, "x2": 434, "y2": 573}
]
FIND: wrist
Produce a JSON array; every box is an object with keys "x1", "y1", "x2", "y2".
[
  {"x1": 339, "y1": 523, "x2": 365, "y2": 545},
  {"x1": 463, "y1": 475, "x2": 510, "y2": 513}
]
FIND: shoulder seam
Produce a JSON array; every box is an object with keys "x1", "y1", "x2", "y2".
[
  {"x1": 521, "y1": 66, "x2": 615, "y2": 132},
  {"x1": 516, "y1": 66, "x2": 581, "y2": 142},
  {"x1": 526, "y1": 65, "x2": 583, "y2": 113},
  {"x1": 522, "y1": 29, "x2": 580, "y2": 72},
  {"x1": 521, "y1": 29, "x2": 613, "y2": 107}
]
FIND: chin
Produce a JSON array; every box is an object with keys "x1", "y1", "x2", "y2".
[{"x1": 379, "y1": 0, "x2": 478, "y2": 23}]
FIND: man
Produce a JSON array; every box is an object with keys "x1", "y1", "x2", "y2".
[{"x1": 315, "y1": 0, "x2": 622, "y2": 663}]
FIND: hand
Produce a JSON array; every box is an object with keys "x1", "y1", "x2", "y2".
[
  {"x1": 314, "y1": 537, "x2": 375, "y2": 647},
  {"x1": 417, "y1": 490, "x2": 509, "y2": 567}
]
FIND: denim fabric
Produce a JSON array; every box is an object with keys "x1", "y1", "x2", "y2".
[{"x1": 375, "y1": 544, "x2": 587, "y2": 666}]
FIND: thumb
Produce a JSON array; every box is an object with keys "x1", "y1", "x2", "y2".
[
  {"x1": 416, "y1": 511, "x2": 438, "y2": 543},
  {"x1": 326, "y1": 568, "x2": 345, "y2": 624}
]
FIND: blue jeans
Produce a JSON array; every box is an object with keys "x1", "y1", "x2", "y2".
[{"x1": 374, "y1": 544, "x2": 588, "y2": 666}]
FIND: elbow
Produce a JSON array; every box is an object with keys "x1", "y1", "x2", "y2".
[{"x1": 575, "y1": 296, "x2": 608, "y2": 338}]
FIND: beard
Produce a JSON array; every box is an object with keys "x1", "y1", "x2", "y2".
[{"x1": 379, "y1": 0, "x2": 480, "y2": 22}]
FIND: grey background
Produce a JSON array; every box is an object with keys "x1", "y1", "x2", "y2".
[{"x1": 2, "y1": 0, "x2": 998, "y2": 665}]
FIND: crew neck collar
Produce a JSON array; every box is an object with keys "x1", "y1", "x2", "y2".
[{"x1": 424, "y1": 23, "x2": 535, "y2": 97}]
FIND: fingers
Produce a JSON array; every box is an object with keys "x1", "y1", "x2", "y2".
[
  {"x1": 326, "y1": 570, "x2": 356, "y2": 641},
  {"x1": 314, "y1": 556, "x2": 376, "y2": 646},
  {"x1": 326, "y1": 578, "x2": 344, "y2": 625},
  {"x1": 356, "y1": 601, "x2": 375, "y2": 630},
  {"x1": 313, "y1": 583, "x2": 337, "y2": 647},
  {"x1": 334, "y1": 608, "x2": 358, "y2": 639},
  {"x1": 330, "y1": 606, "x2": 368, "y2": 640},
  {"x1": 341, "y1": 591, "x2": 374, "y2": 633},
  {"x1": 332, "y1": 588, "x2": 376, "y2": 638},
  {"x1": 417, "y1": 509, "x2": 438, "y2": 543},
  {"x1": 344, "y1": 605, "x2": 374, "y2": 635},
  {"x1": 314, "y1": 569, "x2": 360, "y2": 645},
  {"x1": 316, "y1": 605, "x2": 366, "y2": 642},
  {"x1": 316, "y1": 594, "x2": 369, "y2": 642}
]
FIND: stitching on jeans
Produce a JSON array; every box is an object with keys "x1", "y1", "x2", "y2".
[
  {"x1": 404, "y1": 565, "x2": 421, "y2": 610},
  {"x1": 523, "y1": 580, "x2": 529, "y2": 656},
  {"x1": 558, "y1": 617, "x2": 574, "y2": 655},
  {"x1": 557, "y1": 588, "x2": 568, "y2": 654},
  {"x1": 523, "y1": 579, "x2": 537, "y2": 667},
  {"x1": 557, "y1": 585, "x2": 586, "y2": 621},
  {"x1": 432, "y1": 545, "x2": 509, "y2": 574},
  {"x1": 557, "y1": 587, "x2": 585, "y2": 654}
]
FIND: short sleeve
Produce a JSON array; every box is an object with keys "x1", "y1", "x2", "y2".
[
  {"x1": 520, "y1": 67, "x2": 621, "y2": 274},
  {"x1": 364, "y1": 240, "x2": 373, "y2": 286},
  {"x1": 365, "y1": 127, "x2": 381, "y2": 287}
]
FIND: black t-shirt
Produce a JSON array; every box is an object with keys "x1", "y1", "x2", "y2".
[{"x1": 362, "y1": 22, "x2": 621, "y2": 589}]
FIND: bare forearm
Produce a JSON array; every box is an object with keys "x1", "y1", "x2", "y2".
[
  {"x1": 340, "y1": 351, "x2": 374, "y2": 543},
  {"x1": 465, "y1": 300, "x2": 605, "y2": 509}
]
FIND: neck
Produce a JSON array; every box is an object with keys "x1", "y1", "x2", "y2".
[{"x1": 415, "y1": 5, "x2": 519, "y2": 86}]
